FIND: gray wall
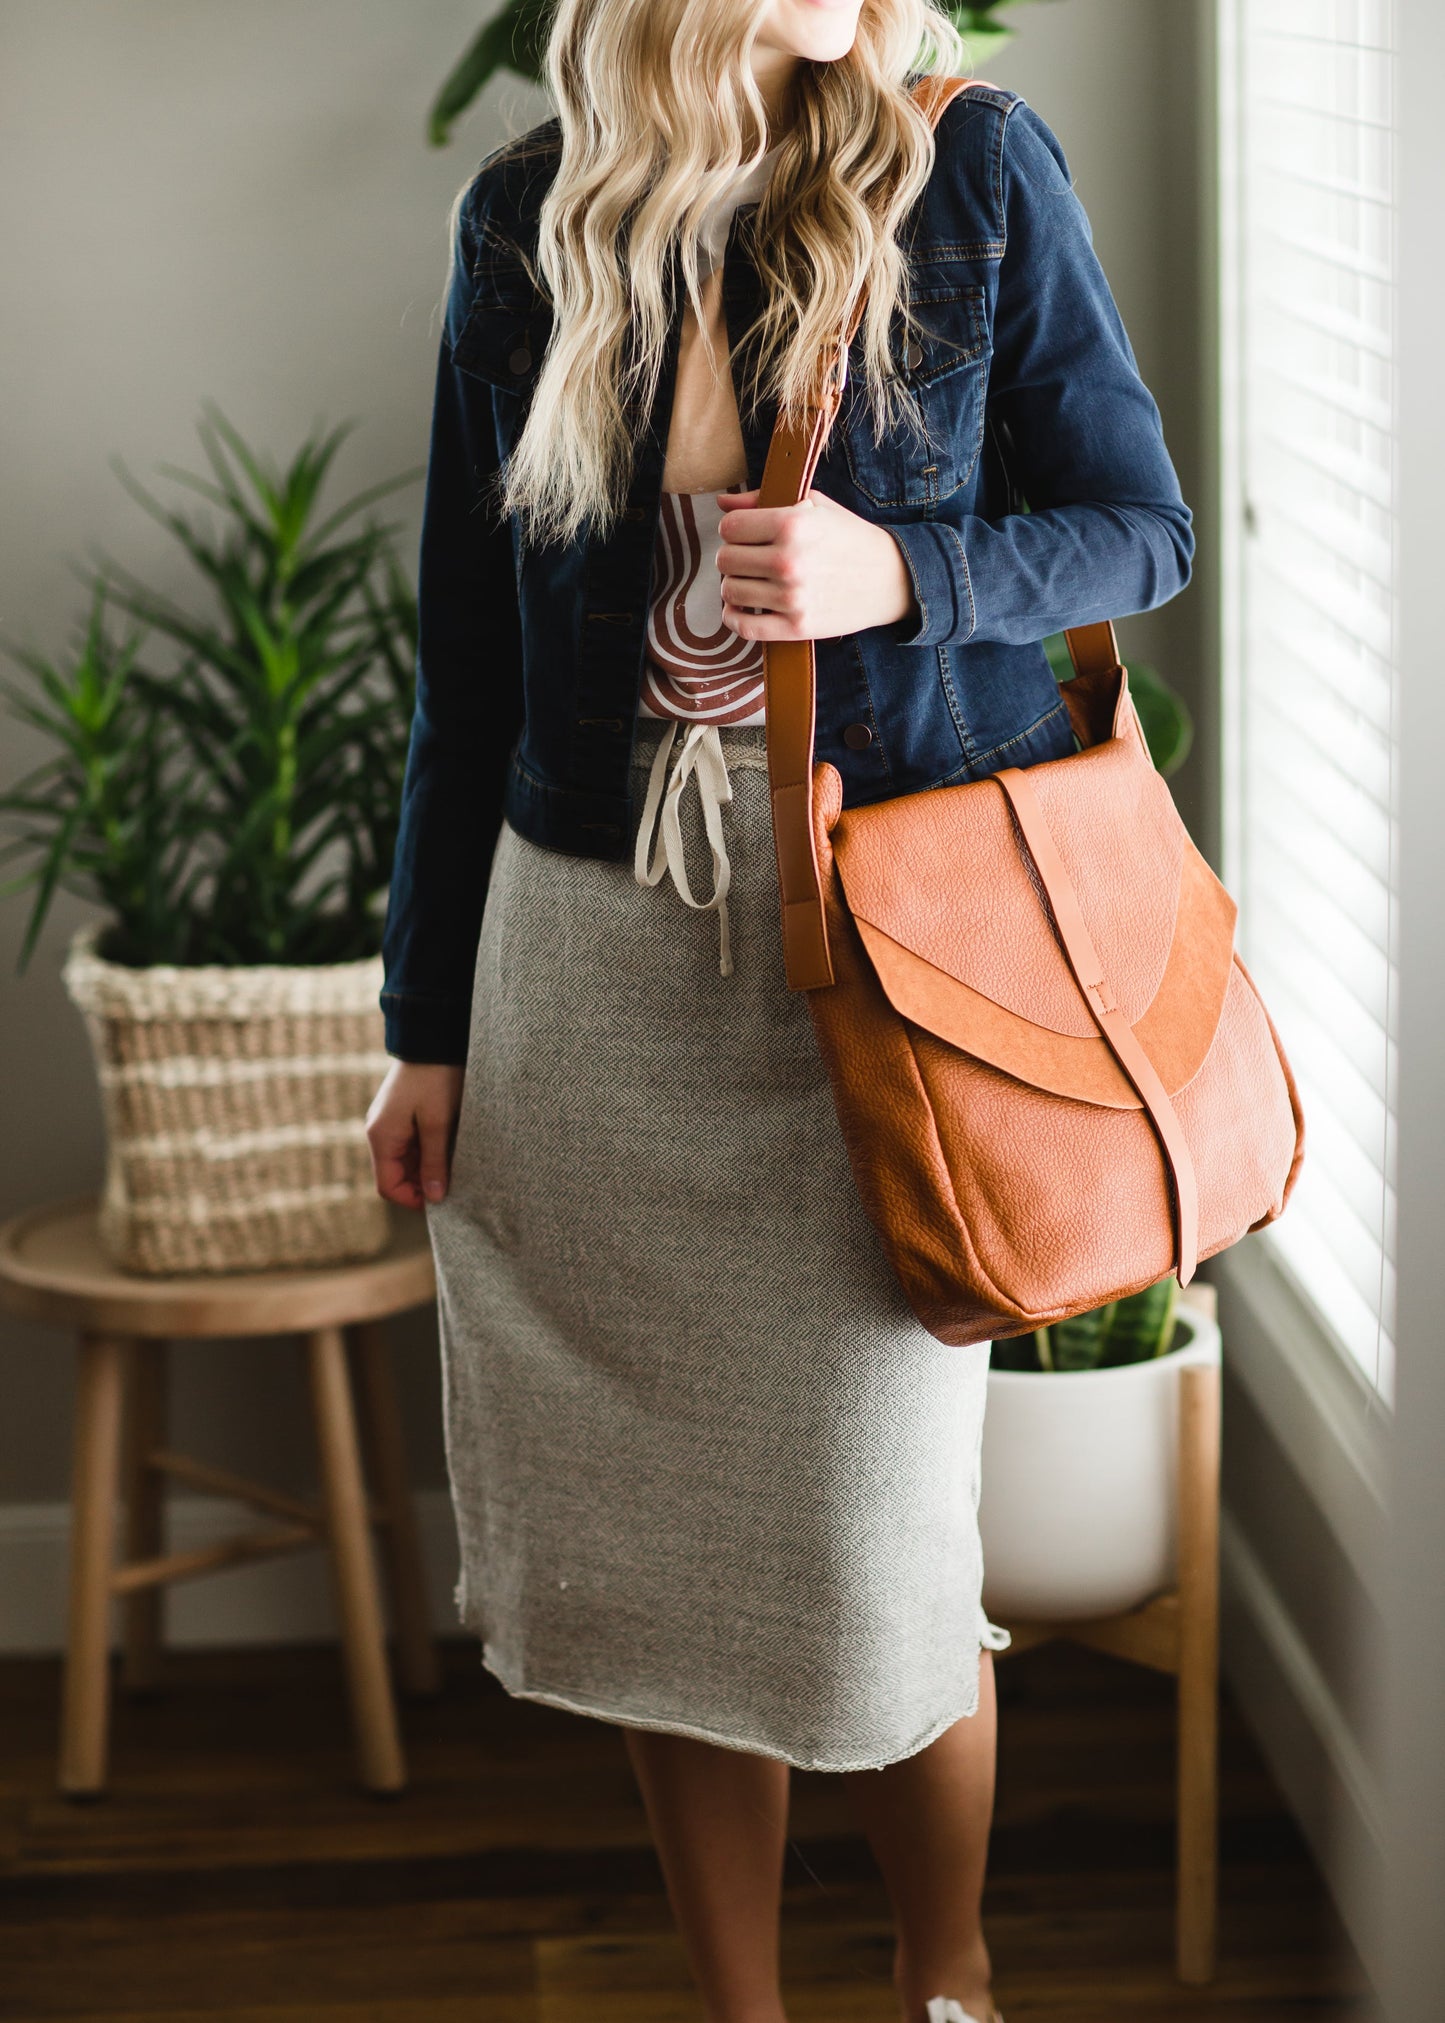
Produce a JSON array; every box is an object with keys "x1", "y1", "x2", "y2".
[
  {"x1": 0, "y1": 2, "x2": 1207, "y2": 1557},
  {"x1": 0, "y1": 0, "x2": 549, "y2": 1519}
]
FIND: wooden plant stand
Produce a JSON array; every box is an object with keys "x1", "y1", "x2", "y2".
[
  {"x1": 991, "y1": 1282, "x2": 1222, "y2": 1986},
  {"x1": 0, "y1": 1196, "x2": 441, "y2": 1799}
]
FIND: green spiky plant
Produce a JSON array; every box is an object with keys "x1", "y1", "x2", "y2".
[
  {"x1": 990, "y1": 1274, "x2": 1184, "y2": 1373},
  {"x1": 0, "y1": 404, "x2": 421, "y2": 970},
  {"x1": 427, "y1": 1, "x2": 1062, "y2": 145}
]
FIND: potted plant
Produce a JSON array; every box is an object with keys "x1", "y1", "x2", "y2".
[
  {"x1": 979, "y1": 1282, "x2": 1222, "y2": 1620},
  {"x1": 425, "y1": 2, "x2": 1065, "y2": 144},
  {"x1": 0, "y1": 404, "x2": 421, "y2": 1275}
]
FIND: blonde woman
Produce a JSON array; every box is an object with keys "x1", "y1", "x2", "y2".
[{"x1": 367, "y1": 3, "x2": 1193, "y2": 2019}]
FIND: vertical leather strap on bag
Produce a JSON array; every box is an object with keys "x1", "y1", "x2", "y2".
[
  {"x1": 758, "y1": 71, "x2": 1124, "y2": 993},
  {"x1": 991, "y1": 762, "x2": 1200, "y2": 1284}
]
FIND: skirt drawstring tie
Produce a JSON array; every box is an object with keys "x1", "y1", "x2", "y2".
[{"x1": 634, "y1": 720, "x2": 737, "y2": 976}]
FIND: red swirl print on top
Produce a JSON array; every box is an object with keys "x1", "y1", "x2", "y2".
[{"x1": 639, "y1": 484, "x2": 766, "y2": 726}]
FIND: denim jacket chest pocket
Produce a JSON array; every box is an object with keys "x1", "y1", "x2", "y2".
[
  {"x1": 449, "y1": 271, "x2": 550, "y2": 464},
  {"x1": 840, "y1": 277, "x2": 991, "y2": 509}
]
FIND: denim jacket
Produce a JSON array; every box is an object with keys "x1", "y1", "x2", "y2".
[{"x1": 380, "y1": 80, "x2": 1194, "y2": 1061}]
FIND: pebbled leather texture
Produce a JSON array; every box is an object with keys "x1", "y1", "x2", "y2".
[
  {"x1": 847, "y1": 824, "x2": 1235, "y2": 1112},
  {"x1": 832, "y1": 700, "x2": 1185, "y2": 1039},
  {"x1": 755, "y1": 74, "x2": 1305, "y2": 1342}
]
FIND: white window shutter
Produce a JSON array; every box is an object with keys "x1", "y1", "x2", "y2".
[{"x1": 1224, "y1": 0, "x2": 1399, "y2": 1398}]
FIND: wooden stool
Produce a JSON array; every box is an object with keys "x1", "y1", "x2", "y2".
[
  {"x1": 0, "y1": 1195, "x2": 441, "y2": 1799},
  {"x1": 991, "y1": 1282, "x2": 1223, "y2": 1987}
]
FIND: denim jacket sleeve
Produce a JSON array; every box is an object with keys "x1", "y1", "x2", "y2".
[
  {"x1": 379, "y1": 178, "x2": 525, "y2": 1064},
  {"x1": 887, "y1": 100, "x2": 1194, "y2": 649}
]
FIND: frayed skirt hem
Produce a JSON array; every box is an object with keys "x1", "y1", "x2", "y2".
[{"x1": 474, "y1": 1631, "x2": 1011, "y2": 1775}]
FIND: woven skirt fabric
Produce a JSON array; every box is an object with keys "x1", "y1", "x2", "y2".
[{"x1": 425, "y1": 716, "x2": 1008, "y2": 1773}]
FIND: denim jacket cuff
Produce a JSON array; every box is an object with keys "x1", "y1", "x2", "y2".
[
  {"x1": 380, "y1": 989, "x2": 471, "y2": 1067},
  {"x1": 882, "y1": 520, "x2": 978, "y2": 647}
]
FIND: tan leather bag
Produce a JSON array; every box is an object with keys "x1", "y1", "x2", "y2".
[{"x1": 758, "y1": 73, "x2": 1305, "y2": 1346}]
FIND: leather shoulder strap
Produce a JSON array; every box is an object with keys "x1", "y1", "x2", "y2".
[{"x1": 760, "y1": 74, "x2": 1124, "y2": 993}]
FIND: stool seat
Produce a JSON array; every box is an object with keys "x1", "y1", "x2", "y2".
[
  {"x1": 0, "y1": 1194, "x2": 434, "y2": 1337},
  {"x1": 0, "y1": 1195, "x2": 441, "y2": 1801}
]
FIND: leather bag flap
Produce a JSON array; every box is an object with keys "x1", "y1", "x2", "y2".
[{"x1": 830, "y1": 715, "x2": 1238, "y2": 1108}]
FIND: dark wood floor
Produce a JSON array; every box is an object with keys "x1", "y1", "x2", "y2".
[{"x1": 0, "y1": 1637, "x2": 1370, "y2": 2022}]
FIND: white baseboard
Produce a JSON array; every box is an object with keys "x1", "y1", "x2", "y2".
[
  {"x1": 0, "y1": 1488, "x2": 462, "y2": 1655},
  {"x1": 1220, "y1": 1506, "x2": 1386, "y2": 1993}
]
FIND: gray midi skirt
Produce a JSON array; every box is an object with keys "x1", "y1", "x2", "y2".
[{"x1": 425, "y1": 715, "x2": 1008, "y2": 1773}]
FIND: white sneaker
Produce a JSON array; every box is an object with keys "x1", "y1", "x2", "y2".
[{"x1": 924, "y1": 1999, "x2": 1002, "y2": 2023}]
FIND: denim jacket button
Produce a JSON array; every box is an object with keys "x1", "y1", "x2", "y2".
[
  {"x1": 508, "y1": 345, "x2": 533, "y2": 374},
  {"x1": 843, "y1": 721, "x2": 874, "y2": 751},
  {"x1": 902, "y1": 339, "x2": 923, "y2": 372}
]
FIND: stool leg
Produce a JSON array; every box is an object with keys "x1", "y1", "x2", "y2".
[
  {"x1": 121, "y1": 1339, "x2": 167, "y2": 1693},
  {"x1": 304, "y1": 1324, "x2": 406, "y2": 1793},
  {"x1": 1176, "y1": 1360, "x2": 1221, "y2": 1983},
  {"x1": 350, "y1": 1321, "x2": 442, "y2": 1697},
  {"x1": 60, "y1": 1332, "x2": 128, "y2": 1796}
]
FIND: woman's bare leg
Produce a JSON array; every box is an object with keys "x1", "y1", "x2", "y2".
[
  {"x1": 622, "y1": 1726, "x2": 792, "y2": 2023},
  {"x1": 841, "y1": 1650, "x2": 1000, "y2": 2023},
  {"x1": 620, "y1": 1654, "x2": 997, "y2": 2023}
]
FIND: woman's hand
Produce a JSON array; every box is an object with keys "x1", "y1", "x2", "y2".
[
  {"x1": 714, "y1": 487, "x2": 918, "y2": 641},
  {"x1": 366, "y1": 1060, "x2": 465, "y2": 1209}
]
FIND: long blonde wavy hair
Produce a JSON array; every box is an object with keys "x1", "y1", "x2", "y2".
[{"x1": 456, "y1": 0, "x2": 971, "y2": 550}]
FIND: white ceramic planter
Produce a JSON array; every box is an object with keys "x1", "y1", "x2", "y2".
[{"x1": 978, "y1": 1305, "x2": 1222, "y2": 1622}]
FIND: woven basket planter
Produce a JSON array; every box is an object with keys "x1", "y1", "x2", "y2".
[{"x1": 61, "y1": 922, "x2": 392, "y2": 1276}]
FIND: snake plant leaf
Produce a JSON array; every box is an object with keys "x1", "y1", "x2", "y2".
[
  {"x1": 986, "y1": 1330, "x2": 1047, "y2": 1371},
  {"x1": 999, "y1": 1276, "x2": 1181, "y2": 1376},
  {"x1": 1099, "y1": 1276, "x2": 1179, "y2": 1366},
  {"x1": 1044, "y1": 1301, "x2": 1120, "y2": 1372}
]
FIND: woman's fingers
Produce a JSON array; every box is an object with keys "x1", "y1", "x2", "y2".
[
  {"x1": 365, "y1": 1062, "x2": 464, "y2": 1208},
  {"x1": 415, "y1": 1101, "x2": 455, "y2": 1203},
  {"x1": 715, "y1": 485, "x2": 913, "y2": 638},
  {"x1": 368, "y1": 1110, "x2": 425, "y2": 1209},
  {"x1": 716, "y1": 488, "x2": 800, "y2": 626}
]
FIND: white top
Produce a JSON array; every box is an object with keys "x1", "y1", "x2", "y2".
[{"x1": 692, "y1": 140, "x2": 785, "y2": 275}]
